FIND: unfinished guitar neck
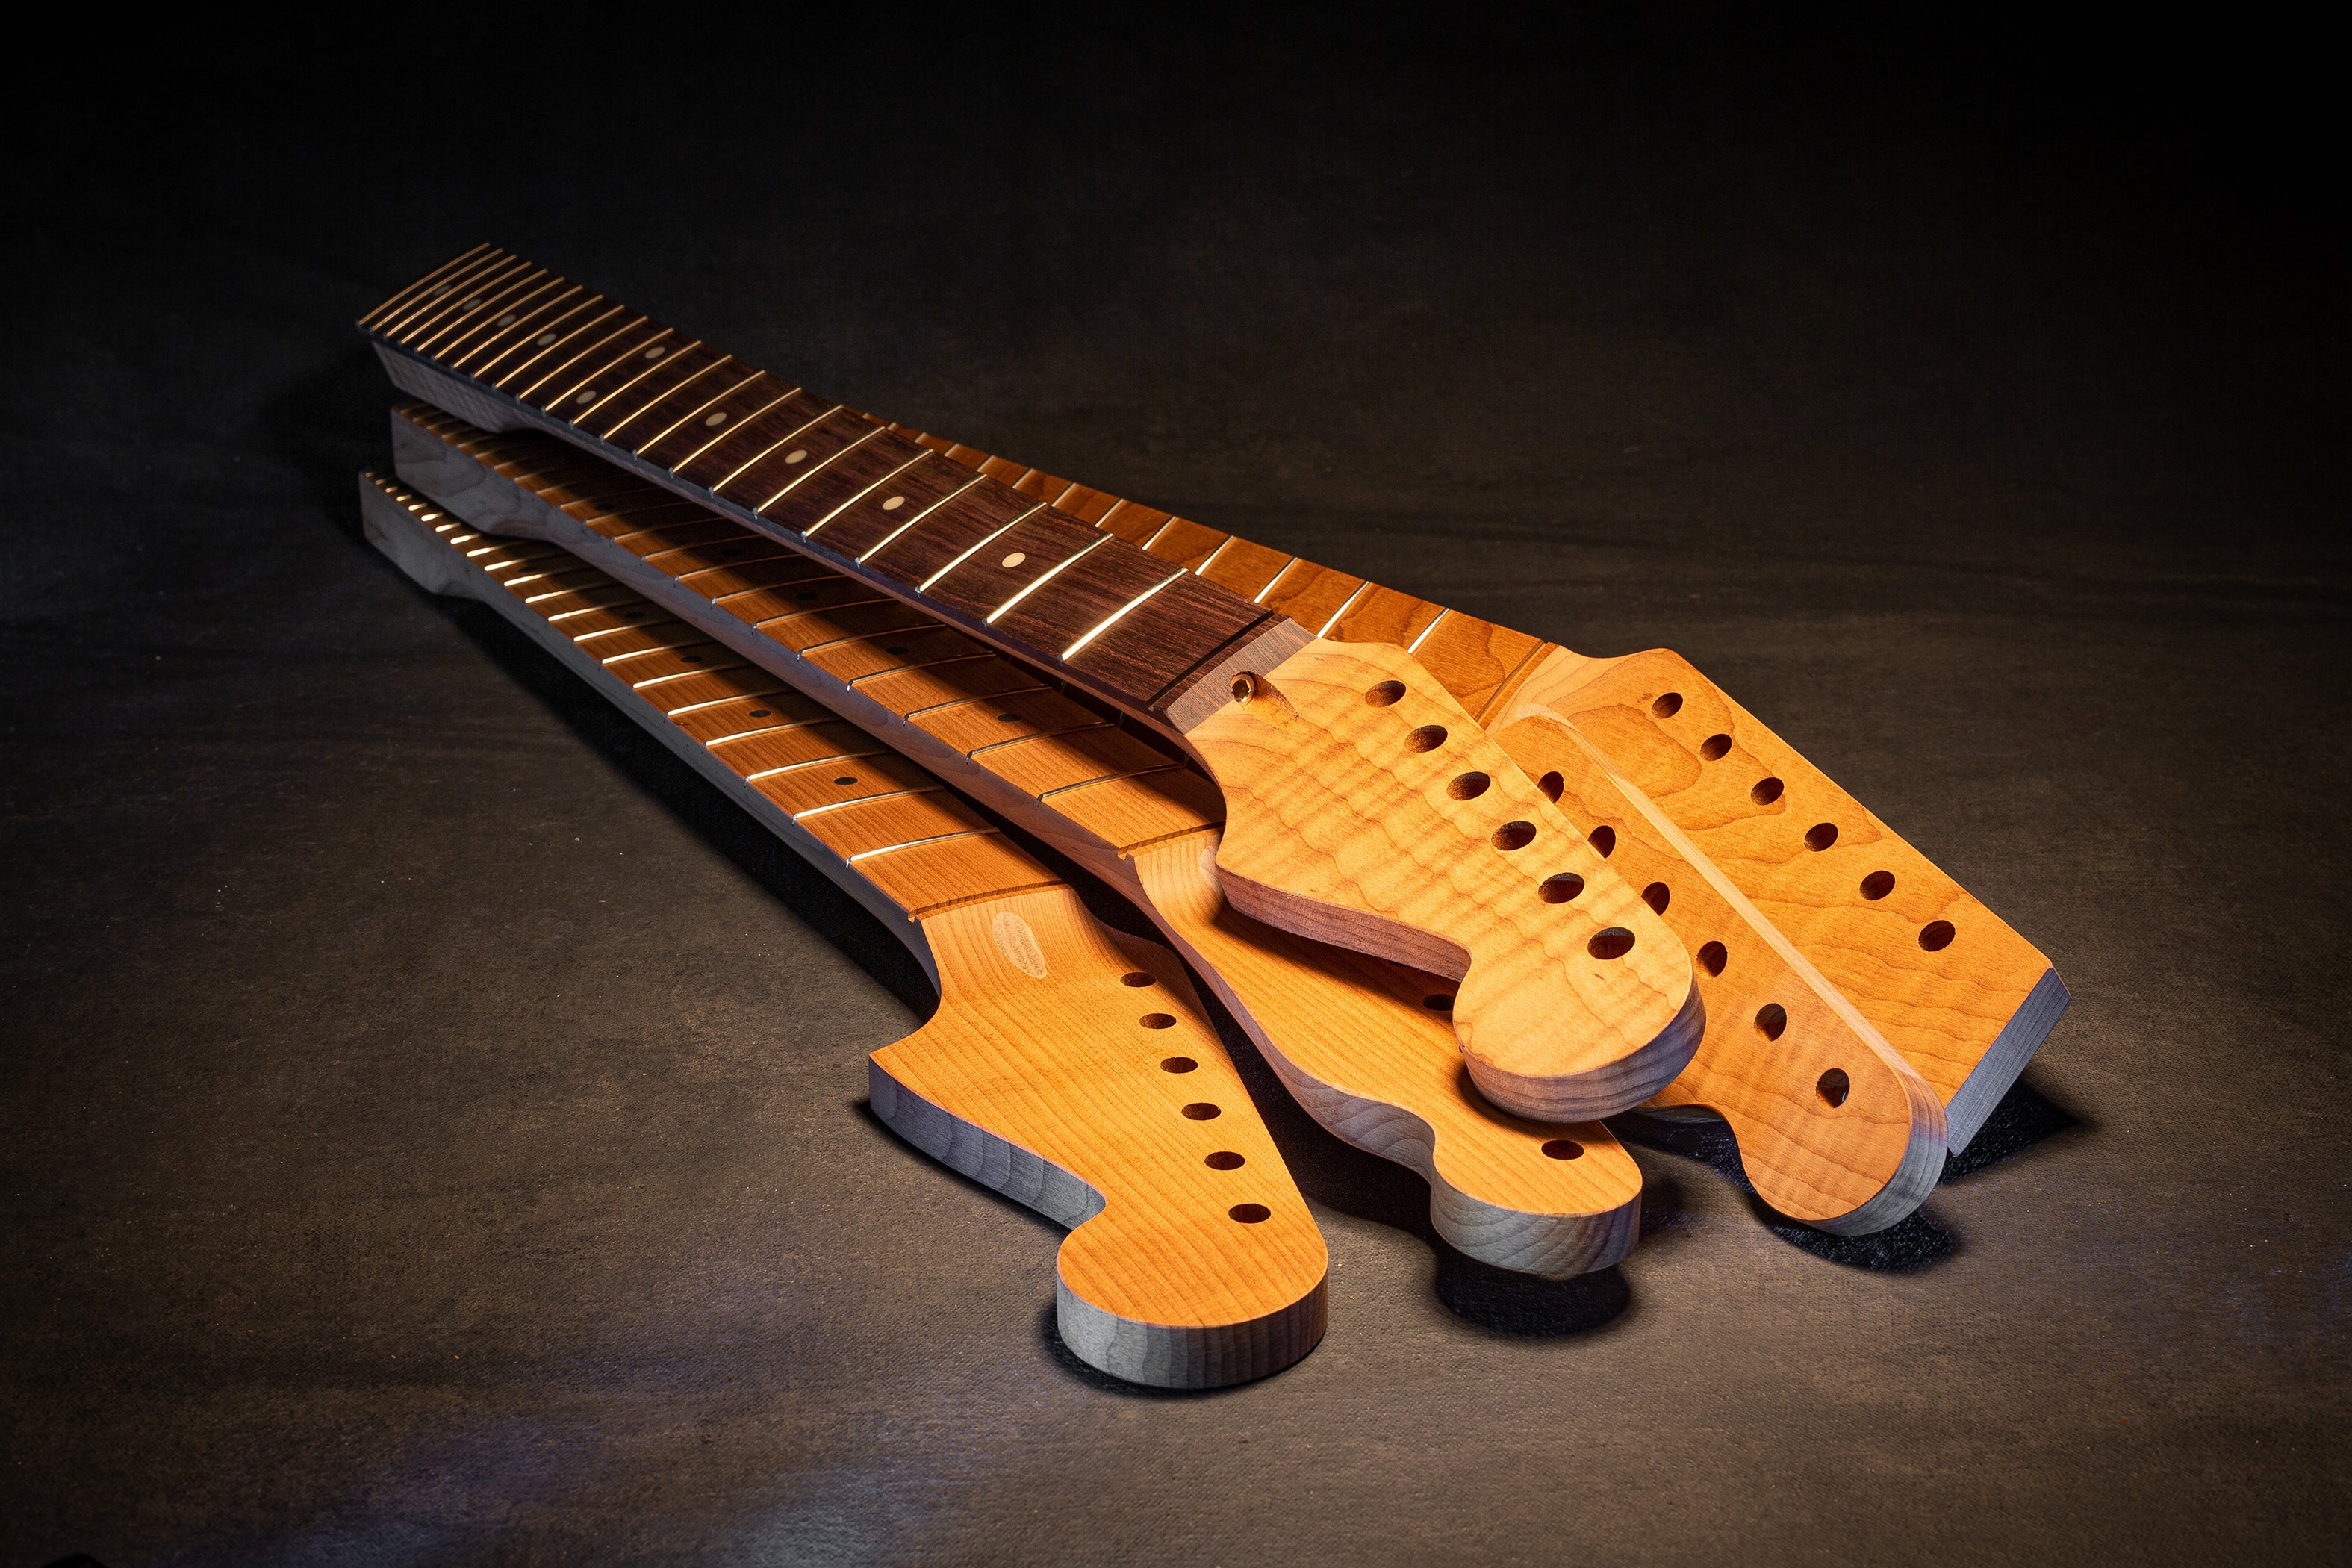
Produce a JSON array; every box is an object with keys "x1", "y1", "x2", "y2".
[{"x1": 356, "y1": 471, "x2": 1327, "y2": 1388}]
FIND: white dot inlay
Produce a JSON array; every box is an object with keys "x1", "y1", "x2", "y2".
[
  {"x1": 644, "y1": 346, "x2": 666, "y2": 359},
  {"x1": 496, "y1": 314, "x2": 516, "y2": 326},
  {"x1": 576, "y1": 391, "x2": 597, "y2": 405},
  {"x1": 1001, "y1": 552, "x2": 1027, "y2": 568},
  {"x1": 881, "y1": 495, "x2": 904, "y2": 511},
  {"x1": 536, "y1": 332, "x2": 558, "y2": 346},
  {"x1": 704, "y1": 411, "x2": 728, "y2": 427},
  {"x1": 784, "y1": 449, "x2": 808, "y2": 464}
]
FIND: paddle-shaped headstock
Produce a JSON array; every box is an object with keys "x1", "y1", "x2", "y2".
[{"x1": 1183, "y1": 638, "x2": 1703, "y2": 1121}]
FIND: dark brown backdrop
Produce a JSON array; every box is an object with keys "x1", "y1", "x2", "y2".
[{"x1": 4, "y1": 10, "x2": 2345, "y2": 1565}]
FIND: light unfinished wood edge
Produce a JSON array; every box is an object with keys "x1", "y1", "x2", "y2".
[
  {"x1": 359, "y1": 473, "x2": 1328, "y2": 1386},
  {"x1": 391, "y1": 417, "x2": 1647, "y2": 1276},
  {"x1": 357, "y1": 468, "x2": 938, "y2": 989},
  {"x1": 1945, "y1": 967, "x2": 2071, "y2": 1155},
  {"x1": 1133, "y1": 833, "x2": 1640, "y2": 1278},
  {"x1": 866, "y1": 1058, "x2": 1325, "y2": 1388}
]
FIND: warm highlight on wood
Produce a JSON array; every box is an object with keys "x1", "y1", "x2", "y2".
[
  {"x1": 362, "y1": 249, "x2": 1700, "y2": 1123},
  {"x1": 389, "y1": 404, "x2": 1654, "y2": 1263},
  {"x1": 356, "y1": 470, "x2": 1326, "y2": 1387},
  {"x1": 875, "y1": 417, "x2": 2068, "y2": 1157}
]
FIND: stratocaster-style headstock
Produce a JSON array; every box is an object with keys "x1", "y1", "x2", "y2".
[{"x1": 1189, "y1": 638, "x2": 1702, "y2": 1124}]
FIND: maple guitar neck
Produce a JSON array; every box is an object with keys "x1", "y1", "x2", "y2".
[
  {"x1": 355, "y1": 470, "x2": 1328, "y2": 1389},
  {"x1": 363, "y1": 246, "x2": 1707, "y2": 1125}
]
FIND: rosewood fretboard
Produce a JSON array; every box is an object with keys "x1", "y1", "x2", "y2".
[{"x1": 361, "y1": 246, "x2": 1303, "y2": 733}]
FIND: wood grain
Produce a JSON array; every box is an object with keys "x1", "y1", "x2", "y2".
[
  {"x1": 390, "y1": 405, "x2": 1651, "y2": 1266},
  {"x1": 882, "y1": 419, "x2": 2068, "y2": 1157},
  {"x1": 356, "y1": 470, "x2": 1326, "y2": 1387}
]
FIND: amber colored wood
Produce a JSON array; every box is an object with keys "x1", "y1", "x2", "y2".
[
  {"x1": 1490, "y1": 714, "x2": 1944, "y2": 1230},
  {"x1": 355, "y1": 470, "x2": 1325, "y2": 1387},
  {"x1": 366, "y1": 253, "x2": 1705, "y2": 1101},
  {"x1": 389, "y1": 406, "x2": 1649, "y2": 1267},
  {"x1": 1194, "y1": 639, "x2": 1703, "y2": 1122},
  {"x1": 881, "y1": 422, "x2": 2068, "y2": 1157}
]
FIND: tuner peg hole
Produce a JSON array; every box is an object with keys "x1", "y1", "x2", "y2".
[
  {"x1": 1448, "y1": 772, "x2": 1491, "y2": 800},
  {"x1": 1588, "y1": 927, "x2": 1635, "y2": 960},
  {"x1": 1817, "y1": 1068, "x2": 1850, "y2": 1108},
  {"x1": 1642, "y1": 882, "x2": 1670, "y2": 915},
  {"x1": 1541, "y1": 1139, "x2": 1585, "y2": 1160},
  {"x1": 1228, "y1": 1203, "x2": 1269, "y2": 1223},
  {"x1": 1699, "y1": 733, "x2": 1732, "y2": 761},
  {"x1": 1121, "y1": 971, "x2": 1156, "y2": 987},
  {"x1": 1181, "y1": 1103, "x2": 1221, "y2": 1121},
  {"x1": 1405, "y1": 724, "x2": 1447, "y2": 753},
  {"x1": 1697, "y1": 939, "x2": 1727, "y2": 976},
  {"x1": 1750, "y1": 777, "x2": 1785, "y2": 806},
  {"x1": 1587, "y1": 825, "x2": 1616, "y2": 857},
  {"x1": 1204, "y1": 1151, "x2": 1245, "y2": 1170},
  {"x1": 1537, "y1": 771, "x2": 1564, "y2": 803},
  {"x1": 1755, "y1": 1002, "x2": 1788, "y2": 1040},
  {"x1": 1919, "y1": 920, "x2": 1956, "y2": 951},
  {"x1": 1860, "y1": 870, "x2": 1896, "y2": 900},
  {"x1": 1493, "y1": 821, "x2": 1536, "y2": 851},
  {"x1": 1365, "y1": 680, "x2": 1406, "y2": 706},
  {"x1": 1541, "y1": 873, "x2": 1586, "y2": 903},
  {"x1": 1160, "y1": 1057, "x2": 1198, "y2": 1074},
  {"x1": 1805, "y1": 822, "x2": 1838, "y2": 850},
  {"x1": 1652, "y1": 691, "x2": 1683, "y2": 719},
  {"x1": 1140, "y1": 1013, "x2": 1177, "y2": 1029}
]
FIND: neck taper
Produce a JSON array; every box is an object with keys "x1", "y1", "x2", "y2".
[{"x1": 361, "y1": 246, "x2": 1305, "y2": 735}]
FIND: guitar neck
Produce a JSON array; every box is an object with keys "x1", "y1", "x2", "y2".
[{"x1": 361, "y1": 248, "x2": 1304, "y2": 737}]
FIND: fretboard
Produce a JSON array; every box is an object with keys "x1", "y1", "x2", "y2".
[{"x1": 361, "y1": 246, "x2": 1305, "y2": 734}]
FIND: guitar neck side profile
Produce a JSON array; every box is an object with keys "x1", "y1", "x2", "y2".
[
  {"x1": 362, "y1": 247, "x2": 1702, "y2": 1124},
  {"x1": 355, "y1": 470, "x2": 1327, "y2": 1388}
]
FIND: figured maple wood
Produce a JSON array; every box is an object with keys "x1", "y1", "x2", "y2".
[
  {"x1": 365, "y1": 252, "x2": 1701, "y2": 1119},
  {"x1": 883, "y1": 422, "x2": 2068, "y2": 1155},
  {"x1": 1197, "y1": 640, "x2": 1703, "y2": 1122},
  {"x1": 1492, "y1": 714, "x2": 1944, "y2": 1229},
  {"x1": 390, "y1": 405, "x2": 1649, "y2": 1266},
  {"x1": 357, "y1": 470, "x2": 1325, "y2": 1387}
]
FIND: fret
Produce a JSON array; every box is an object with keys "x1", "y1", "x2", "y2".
[
  {"x1": 716, "y1": 409, "x2": 879, "y2": 514},
  {"x1": 1092, "y1": 498, "x2": 1172, "y2": 545},
  {"x1": 1254, "y1": 559, "x2": 1366, "y2": 633},
  {"x1": 421, "y1": 267, "x2": 554, "y2": 361},
  {"x1": 716, "y1": 573, "x2": 894, "y2": 628},
  {"x1": 570, "y1": 614, "x2": 697, "y2": 653},
  {"x1": 762, "y1": 599, "x2": 939, "y2": 655},
  {"x1": 373, "y1": 248, "x2": 512, "y2": 340},
  {"x1": 1197, "y1": 536, "x2": 1293, "y2": 600},
  {"x1": 646, "y1": 377, "x2": 804, "y2": 473},
  {"x1": 638, "y1": 534, "x2": 796, "y2": 581},
  {"x1": 631, "y1": 369, "x2": 777, "y2": 461},
  {"x1": 518, "y1": 317, "x2": 668, "y2": 408},
  {"x1": 567, "y1": 340, "x2": 712, "y2": 437},
  {"x1": 799, "y1": 446, "x2": 939, "y2": 545},
  {"x1": 706, "y1": 719, "x2": 881, "y2": 777},
  {"x1": 1136, "y1": 517, "x2": 1231, "y2": 573},
  {"x1": 600, "y1": 638, "x2": 744, "y2": 683},
  {"x1": 1061, "y1": 569, "x2": 1189, "y2": 662},
  {"x1": 677, "y1": 393, "x2": 839, "y2": 493},
  {"x1": 673, "y1": 551, "x2": 835, "y2": 602},
  {"x1": 1061, "y1": 571, "x2": 1280, "y2": 709},
  {"x1": 992, "y1": 538, "x2": 1158, "y2": 648},
  {"x1": 488, "y1": 299, "x2": 623, "y2": 390},
  {"x1": 756, "y1": 428, "x2": 929, "y2": 531},
  {"x1": 787, "y1": 789, "x2": 966, "y2": 850},
  {"x1": 664, "y1": 689, "x2": 828, "y2": 746},
  {"x1": 394, "y1": 255, "x2": 535, "y2": 349},
  {"x1": 447, "y1": 281, "x2": 585, "y2": 375},
  {"x1": 605, "y1": 515, "x2": 762, "y2": 560},
  {"x1": 579, "y1": 343, "x2": 731, "y2": 443},
  {"x1": 871, "y1": 487, "x2": 1040, "y2": 590},
  {"x1": 856, "y1": 474, "x2": 984, "y2": 564},
  {"x1": 912, "y1": 507, "x2": 1107, "y2": 625},
  {"x1": 802, "y1": 626, "x2": 990, "y2": 685},
  {"x1": 358, "y1": 243, "x2": 496, "y2": 332},
  {"x1": 1048, "y1": 482, "x2": 1123, "y2": 526},
  {"x1": 1331, "y1": 583, "x2": 1444, "y2": 650}
]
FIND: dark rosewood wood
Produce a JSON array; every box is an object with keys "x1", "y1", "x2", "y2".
[{"x1": 363, "y1": 249, "x2": 1298, "y2": 731}]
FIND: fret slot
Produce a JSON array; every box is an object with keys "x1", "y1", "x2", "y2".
[
  {"x1": 916, "y1": 510, "x2": 1107, "y2": 625},
  {"x1": 636, "y1": 373, "x2": 791, "y2": 467},
  {"x1": 360, "y1": 243, "x2": 497, "y2": 333},
  {"x1": 785, "y1": 790, "x2": 980, "y2": 856},
  {"x1": 583, "y1": 346, "x2": 734, "y2": 444},
  {"x1": 433, "y1": 273, "x2": 564, "y2": 367},
  {"x1": 601, "y1": 641, "x2": 744, "y2": 685},
  {"x1": 760, "y1": 429, "x2": 931, "y2": 535},
  {"x1": 488, "y1": 300, "x2": 624, "y2": 391},
  {"x1": 626, "y1": 366, "x2": 766, "y2": 455},
  {"x1": 449, "y1": 282, "x2": 585, "y2": 376},
  {"x1": 407, "y1": 261, "x2": 544, "y2": 356},
  {"x1": 714, "y1": 408, "x2": 880, "y2": 516},
  {"x1": 1196, "y1": 535, "x2": 1294, "y2": 600},
  {"x1": 664, "y1": 688, "x2": 829, "y2": 745},
  {"x1": 1139, "y1": 517, "x2": 1229, "y2": 572},
  {"x1": 709, "y1": 719, "x2": 882, "y2": 777},
  {"x1": 676, "y1": 393, "x2": 839, "y2": 494},
  {"x1": 871, "y1": 485, "x2": 1040, "y2": 591},
  {"x1": 518, "y1": 318, "x2": 669, "y2": 408},
  {"x1": 1256, "y1": 559, "x2": 1366, "y2": 632},
  {"x1": 570, "y1": 341, "x2": 718, "y2": 439},
  {"x1": 1333, "y1": 584, "x2": 1445, "y2": 651}
]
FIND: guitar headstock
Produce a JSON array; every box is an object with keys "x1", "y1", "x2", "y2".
[{"x1": 1180, "y1": 638, "x2": 1702, "y2": 1121}]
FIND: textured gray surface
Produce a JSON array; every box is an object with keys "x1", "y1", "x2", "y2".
[{"x1": 4, "y1": 15, "x2": 2345, "y2": 1565}]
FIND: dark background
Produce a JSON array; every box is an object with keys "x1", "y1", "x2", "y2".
[{"x1": 5, "y1": 8, "x2": 2345, "y2": 1564}]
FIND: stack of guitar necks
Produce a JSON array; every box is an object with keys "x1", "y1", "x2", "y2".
[{"x1": 355, "y1": 247, "x2": 2070, "y2": 1389}]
